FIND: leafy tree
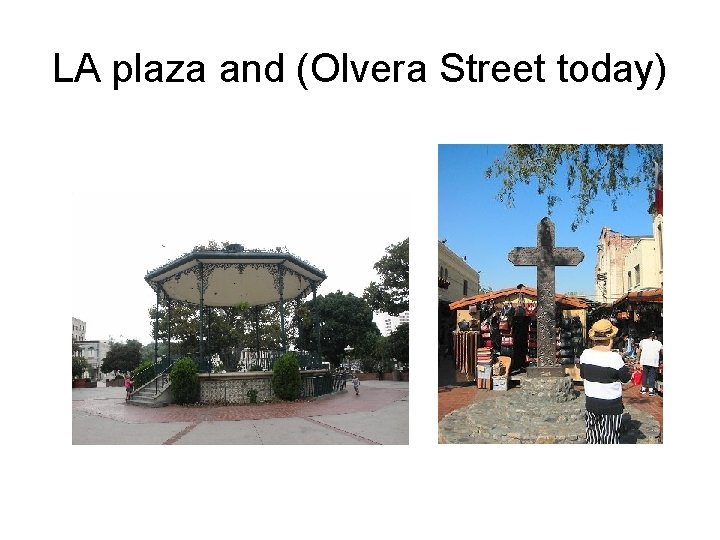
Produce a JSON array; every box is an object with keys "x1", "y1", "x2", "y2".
[
  {"x1": 140, "y1": 342, "x2": 168, "y2": 362},
  {"x1": 387, "y1": 322, "x2": 409, "y2": 367},
  {"x1": 363, "y1": 238, "x2": 409, "y2": 316},
  {"x1": 355, "y1": 331, "x2": 394, "y2": 373},
  {"x1": 295, "y1": 291, "x2": 380, "y2": 367},
  {"x1": 485, "y1": 144, "x2": 663, "y2": 231},
  {"x1": 148, "y1": 300, "x2": 291, "y2": 370},
  {"x1": 101, "y1": 340, "x2": 142, "y2": 374},
  {"x1": 72, "y1": 357, "x2": 90, "y2": 379},
  {"x1": 353, "y1": 328, "x2": 384, "y2": 364}
]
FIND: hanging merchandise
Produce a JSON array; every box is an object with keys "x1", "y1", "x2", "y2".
[
  {"x1": 476, "y1": 347, "x2": 493, "y2": 390},
  {"x1": 555, "y1": 316, "x2": 585, "y2": 365}
]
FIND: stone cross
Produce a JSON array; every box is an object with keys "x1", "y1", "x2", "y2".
[{"x1": 508, "y1": 217, "x2": 584, "y2": 369}]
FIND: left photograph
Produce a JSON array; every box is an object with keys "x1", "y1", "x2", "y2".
[{"x1": 72, "y1": 192, "x2": 409, "y2": 445}]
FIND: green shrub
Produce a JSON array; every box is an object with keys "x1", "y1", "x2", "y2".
[
  {"x1": 271, "y1": 353, "x2": 302, "y2": 401},
  {"x1": 169, "y1": 357, "x2": 200, "y2": 404},
  {"x1": 249, "y1": 363, "x2": 263, "y2": 372},
  {"x1": 247, "y1": 388, "x2": 258, "y2": 403}
]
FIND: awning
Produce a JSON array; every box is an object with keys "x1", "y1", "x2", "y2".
[
  {"x1": 449, "y1": 286, "x2": 588, "y2": 311},
  {"x1": 610, "y1": 288, "x2": 663, "y2": 308}
]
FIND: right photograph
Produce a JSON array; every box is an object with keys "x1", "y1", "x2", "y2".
[{"x1": 438, "y1": 144, "x2": 663, "y2": 444}]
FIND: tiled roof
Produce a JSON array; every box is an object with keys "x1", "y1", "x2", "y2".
[{"x1": 448, "y1": 286, "x2": 588, "y2": 310}]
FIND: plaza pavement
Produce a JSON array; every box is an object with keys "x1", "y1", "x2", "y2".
[
  {"x1": 72, "y1": 379, "x2": 409, "y2": 445},
  {"x1": 438, "y1": 375, "x2": 663, "y2": 441}
]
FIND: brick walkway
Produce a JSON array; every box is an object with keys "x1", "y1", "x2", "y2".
[
  {"x1": 74, "y1": 384, "x2": 408, "y2": 424},
  {"x1": 439, "y1": 379, "x2": 662, "y2": 438}
]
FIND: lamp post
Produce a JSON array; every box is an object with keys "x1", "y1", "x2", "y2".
[{"x1": 344, "y1": 345, "x2": 354, "y2": 373}]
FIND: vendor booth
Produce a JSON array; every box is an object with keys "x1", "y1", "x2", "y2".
[
  {"x1": 449, "y1": 285, "x2": 589, "y2": 387},
  {"x1": 606, "y1": 287, "x2": 663, "y2": 394}
]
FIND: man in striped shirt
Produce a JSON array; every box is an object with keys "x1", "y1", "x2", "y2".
[{"x1": 580, "y1": 319, "x2": 631, "y2": 444}]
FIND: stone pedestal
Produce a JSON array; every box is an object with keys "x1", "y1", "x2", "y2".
[
  {"x1": 521, "y1": 374, "x2": 578, "y2": 403},
  {"x1": 526, "y1": 366, "x2": 567, "y2": 378},
  {"x1": 438, "y1": 374, "x2": 662, "y2": 444}
]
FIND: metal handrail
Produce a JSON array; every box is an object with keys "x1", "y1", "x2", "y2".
[{"x1": 131, "y1": 354, "x2": 185, "y2": 398}]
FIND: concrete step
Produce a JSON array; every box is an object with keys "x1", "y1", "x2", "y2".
[{"x1": 128, "y1": 397, "x2": 168, "y2": 408}]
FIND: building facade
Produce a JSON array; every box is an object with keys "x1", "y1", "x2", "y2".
[
  {"x1": 72, "y1": 317, "x2": 86, "y2": 342},
  {"x1": 594, "y1": 216, "x2": 663, "y2": 304},
  {"x1": 380, "y1": 310, "x2": 410, "y2": 337},
  {"x1": 76, "y1": 340, "x2": 111, "y2": 377},
  {"x1": 438, "y1": 240, "x2": 480, "y2": 303}
]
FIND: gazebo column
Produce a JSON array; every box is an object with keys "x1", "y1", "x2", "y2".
[
  {"x1": 312, "y1": 283, "x2": 321, "y2": 360},
  {"x1": 198, "y1": 262, "x2": 206, "y2": 372},
  {"x1": 277, "y1": 266, "x2": 287, "y2": 352},
  {"x1": 154, "y1": 287, "x2": 160, "y2": 375},
  {"x1": 166, "y1": 298, "x2": 172, "y2": 366},
  {"x1": 254, "y1": 306, "x2": 261, "y2": 366}
]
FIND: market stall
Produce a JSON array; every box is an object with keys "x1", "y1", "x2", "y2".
[
  {"x1": 606, "y1": 287, "x2": 663, "y2": 393},
  {"x1": 449, "y1": 286, "x2": 589, "y2": 385}
]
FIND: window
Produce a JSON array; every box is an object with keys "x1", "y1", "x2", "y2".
[
  {"x1": 463, "y1": 280, "x2": 468, "y2": 296},
  {"x1": 635, "y1": 265, "x2": 640, "y2": 287},
  {"x1": 628, "y1": 271, "x2": 631, "y2": 291}
]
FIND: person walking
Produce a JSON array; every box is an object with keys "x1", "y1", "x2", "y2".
[
  {"x1": 352, "y1": 372, "x2": 360, "y2": 396},
  {"x1": 580, "y1": 319, "x2": 631, "y2": 444},
  {"x1": 124, "y1": 373, "x2": 134, "y2": 401},
  {"x1": 638, "y1": 330, "x2": 663, "y2": 396}
]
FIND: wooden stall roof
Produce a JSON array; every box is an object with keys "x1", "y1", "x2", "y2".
[
  {"x1": 449, "y1": 286, "x2": 588, "y2": 311},
  {"x1": 610, "y1": 287, "x2": 663, "y2": 307}
]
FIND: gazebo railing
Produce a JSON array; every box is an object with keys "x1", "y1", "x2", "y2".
[
  {"x1": 300, "y1": 371, "x2": 335, "y2": 398},
  {"x1": 229, "y1": 350, "x2": 326, "y2": 372}
]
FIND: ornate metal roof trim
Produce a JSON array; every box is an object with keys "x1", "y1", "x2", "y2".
[{"x1": 145, "y1": 248, "x2": 327, "y2": 284}]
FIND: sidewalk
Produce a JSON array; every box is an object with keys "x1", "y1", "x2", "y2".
[{"x1": 73, "y1": 380, "x2": 408, "y2": 444}]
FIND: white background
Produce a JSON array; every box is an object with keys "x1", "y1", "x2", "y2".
[{"x1": 2, "y1": 1, "x2": 716, "y2": 537}]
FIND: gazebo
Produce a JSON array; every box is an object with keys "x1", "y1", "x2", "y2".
[{"x1": 144, "y1": 243, "x2": 327, "y2": 374}]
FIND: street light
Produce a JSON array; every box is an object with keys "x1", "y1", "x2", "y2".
[{"x1": 344, "y1": 345, "x2": 354, "y2": 373}]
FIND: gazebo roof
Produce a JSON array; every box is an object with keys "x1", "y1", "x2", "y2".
[
  {"x1": 449, "y1": 286, "x2": 588, "y2": 311},
  {"x1": 145, "y1": 244, "x2": 327, "y2": 307}
]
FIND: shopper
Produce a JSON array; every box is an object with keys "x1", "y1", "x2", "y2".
[
  {"x1": 580, "y1": 319, "x2": 631, "y2": 444},
  {"x1": 638, "y1": 330, "x2": 663, "y2": 396}
]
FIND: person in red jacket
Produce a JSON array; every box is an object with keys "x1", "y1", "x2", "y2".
[{"x1": 124, "y1": 373, "x2": 134, "y2": 401}]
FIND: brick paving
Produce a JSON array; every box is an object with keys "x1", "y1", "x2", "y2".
[
  {"x1": 74, "y1": 384, "x2": 408, "y2": 424},
  {"x1": 439, "y1": 379, "x2": 662, "y2": 440}
]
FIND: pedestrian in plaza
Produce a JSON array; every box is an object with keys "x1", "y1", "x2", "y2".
[
  {"x1": 580, "y1": 319, "x2": 631, "y2": 444},
  {"x1": 638, "y1": 330, "x2": 663, "y2": 396},
  {"x1": 124, "y1": 373, "x2": 134, "y2": 401},
  {"x1": 352, "y1": 372, "x2": 360, "y2": 395}
]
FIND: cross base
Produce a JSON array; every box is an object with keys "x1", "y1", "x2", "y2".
[{"x1": 526, "y1": 366, "x2": 566, "y2": 378}]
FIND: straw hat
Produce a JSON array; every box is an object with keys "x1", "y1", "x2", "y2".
[{"x1": 588, "y1": 319, "x2": 618, "y2": 341}]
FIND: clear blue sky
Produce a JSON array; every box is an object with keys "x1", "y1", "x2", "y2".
[{"x1": 438, "y1": 144, "x2": 656, "y2": 300}]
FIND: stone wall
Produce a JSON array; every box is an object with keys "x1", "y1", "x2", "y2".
[{"x1": 198, "y1": 370, "x2": 330, "y2": 404}]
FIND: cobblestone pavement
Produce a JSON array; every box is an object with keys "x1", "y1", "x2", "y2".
[
  {"x1": 438, "y1": 375, "x2": 662, "y2": 444},
  {"x1": 73, "y1": 380, "x2": 408, "y2": 444}
]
